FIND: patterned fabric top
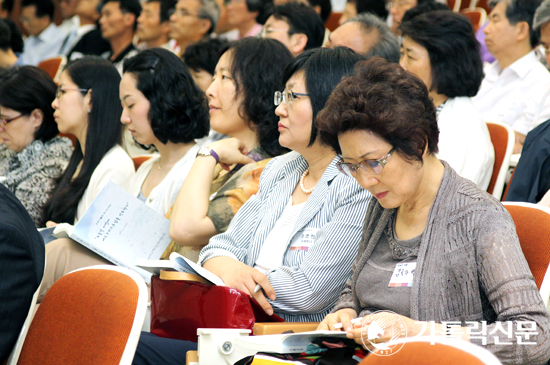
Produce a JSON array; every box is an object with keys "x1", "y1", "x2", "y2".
[
  {"x1": 160, "y1": 147, "x2": 272, "y2": 261},
  {"x1": 0, "y1": 137, "x2": 73, "y2": 226}
]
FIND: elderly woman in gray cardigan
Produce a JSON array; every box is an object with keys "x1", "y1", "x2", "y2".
[{"x1": 315, "y1": 58, "x2": 550, "y2": 364}]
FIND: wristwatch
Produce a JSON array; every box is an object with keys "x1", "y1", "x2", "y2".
[{"x1": 196, "y1": 146, "x2": 220, "y2": 163}]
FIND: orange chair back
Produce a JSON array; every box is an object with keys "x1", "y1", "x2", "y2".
[
  {"x1": 486, "y1": 122, "x2": 514, "y2": 199},
  {"x1": 37, "y1": 56, "x2": 66, "y2": 84},
  {"x1": 461, "y1": 8, "x2": 487, "y2": 31},
  {"x1": 503, "y1": 203, "x2": 550, "y2": 290},
  {"x1": 17, "y1": 268, "x2": 142, "y2": 365},
  {"x1": 325, "y1": 12, "x2": 342, "y2": 32},
  {"x1": 133, "y1": 155, "x2": 152, "y2": 171},
  {"x1": 475, "y1": 0, "x2": 492, "y2": 14},
  {"x1": 448, "y1": 0, "x2": 461, "y2": 12}
]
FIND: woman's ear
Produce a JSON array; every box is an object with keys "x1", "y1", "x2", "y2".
[
  {"x1": 30, "y1": 108, "x2": 44, "y2": 131},
  {"x1": 84, "y1": 89, "x2": 92, "y2": 113}
]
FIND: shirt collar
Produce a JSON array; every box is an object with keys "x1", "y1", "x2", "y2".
[
  {"x1": 37, "y1": 23, "x2": 58, "y2": 42},
  {"x1": 488, "y1": 51, "x2": 538, "y2": 80}
]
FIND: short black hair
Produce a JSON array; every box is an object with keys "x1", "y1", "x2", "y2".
[
  {"x1": 221, "y1": 37, "x2": 293, "y2": 157},
  {"x1": 0, "y1": 66, "x2": 58, "y2": 142},
  {"x1": 4, "y1": 18, "x2": 23, "y2": 53},
  {"x1": 272, "y1": 2, "x2": 325, "y2": 51},
  {"x1": 282, "y1": 47, "x2": 365, "y2": 146},
  {"x1": 401, "y1": 1, "x2": 450, "y2": 23},
  {"x1": 21, "y1": 0, "x2": 54, "y2": 19},
  {"x1": 1, "y1": 0, "x2": 13, "y2": 14},
  {"x1": 0, "y1": 19, "x2": 10, "y2": 51},
  {"x1": 352, "y1": 0, "x2": 388, "y2": 20},
  {"x1": 183, "y1": 37, "x2": 228, "y2": 75},
  {"x1": 123, "y1": 48, "x2": 209, "y2": 144},
  {"x1": 102, "y1": 0, "x2": 142, "y2": 30},
  {"x1": 317, "y1": 57, "x2": 439, "y2": 160},
  {"x1": 308, "y1": 0, "x2": 331, "y2": 23},
  {"x1": 400, "y1": 11, "x2": 483, "y2": 98},
  {"x1": 244, "y1": 0, "x2": 273, "y2": 24},
  {"x1": 147, "y1": 0, "x2": 177, "y2": 23},
  {"x1": 488, "y1": 0, "x2": 542, "y2": 48}
]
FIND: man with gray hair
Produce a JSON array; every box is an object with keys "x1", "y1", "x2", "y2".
[
  {"x1": 325, "y1": 13, "x2": 400, "y2": 63},
  {"x1": 473, "y1": 0, "x2": 550, "y2": 153},
  {"x1": 535, "y1": 0, "x2": 550, "y2": 66},
  {"x1": 169, "y1": 0, "x2": 219, "y2": 56}
]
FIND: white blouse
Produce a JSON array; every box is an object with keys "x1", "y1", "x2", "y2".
[
  {"x1": 254, "y1": 197, "x2": 306, "y2": 274},
  {"x1": 130, "y1": 144, "x2": 201, "y2": 215},
  {"x1": 75, "y1": 145, "x2": 135, "y2": 222}
]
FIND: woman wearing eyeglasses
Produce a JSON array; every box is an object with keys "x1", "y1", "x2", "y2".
[
  {"x1": 316, "y1": 58, "x2": 550, "y2": 364},
  {"x1": 132, "y1": 47, "x2": 371, "y2": 364},
  {"x1": 0, "y1": 66, "x2": 72, "y2": 227},
  {"x1": 42, "y1": 56, "x2": 135, "y2": 226}
]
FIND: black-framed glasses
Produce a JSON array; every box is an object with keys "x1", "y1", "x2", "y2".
[
  {"x1": 56, "y1": 87, "x2": 89, "y2": 99},
  {"x1": 274, "y1": 90, "x2": 310, "y2": 106},
  {"x1": 336, "y1": 148, "x2": 396, "y2": 176},
  {"x1": 0, "y1": 114, "x2": 25, "y2": 127}
]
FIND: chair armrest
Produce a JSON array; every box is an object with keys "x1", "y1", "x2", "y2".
[
  {"x1": 186, "y1": 350, "x2": 198, "y2": 365},
  {"x1": 253, "y1": 322, "x2": 319, "y2": 335}
]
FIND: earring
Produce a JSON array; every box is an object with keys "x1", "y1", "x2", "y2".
[{"x1": 88, "y1": 109, "x2": 91, "y2": 113}]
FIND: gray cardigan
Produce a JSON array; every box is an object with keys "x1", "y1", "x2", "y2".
[{"x1": 332, "y1": 162, "x2": 550, "y2": 364}]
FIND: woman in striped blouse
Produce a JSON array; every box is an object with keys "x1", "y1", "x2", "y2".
[{"x1": 133, "y1": 47, "x2": 371, "y2": 364}]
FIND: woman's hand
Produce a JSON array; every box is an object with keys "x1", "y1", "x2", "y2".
[
  {"x1": 209, "y1": 138, "x2": 255, "y2": 171},
  {"x1": 317, "y1": 308, "x2": 358, "y2": 332},
  {"x1": 46, "y1": 221, "x2": 58, "y2": 228},
  {"x1": 203, "y1": 256, "x2": 276, "y2": 316}
]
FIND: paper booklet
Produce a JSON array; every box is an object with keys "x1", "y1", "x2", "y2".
[
  {"x1": 233, "y1": 330, "x2": 349, "y2": 354},
  {"x1": 135, "y1": 252, "x2": 225, "y2": 286},
  {"x1": 52, "y1": 180, "x2": 171, "y2": 283}
]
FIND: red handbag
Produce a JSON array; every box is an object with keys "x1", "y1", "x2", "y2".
[{"x1": 150, "y1": 275, "x2": 284, "y2": 342}]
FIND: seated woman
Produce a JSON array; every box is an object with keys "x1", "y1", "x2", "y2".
[
  {"x1": 316, "y1": 58, "x2": 550, "y2": 364},
  {"x1": 42, "y1": 56, "x2": 135, "y2": 225},
  {"x1": 133, "y1": 47, "x2": 370, "y2": 364},
  {"x1": 123, "y1": 48, "x2": 210, "y2": 213},
  {"x1": 399, "y1": 11, "x2": 494, "y2": 190},
  {"x1": 0, "y1": 66, "x2": 72, "y2": 227},
  {"x1": 40, "y1": 49, "x2": 210, "y2": 299},
  {"x1": 166, "y1": 37, "x2": 293, "y2": 260}
]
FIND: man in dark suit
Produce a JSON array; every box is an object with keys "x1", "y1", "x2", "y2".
[{"x1": 0, "y1": 184, "x2": 45, "y2": 363}]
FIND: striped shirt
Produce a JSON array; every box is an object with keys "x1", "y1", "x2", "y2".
[{"x1": 200, "y1": 151, "x2": 372, "y2": 322}]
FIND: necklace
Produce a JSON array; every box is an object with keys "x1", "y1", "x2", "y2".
[
  {"x1": 157, "y1": 160, "x2": 162, "y2": 170},
  {"x1": 385, "y1": 212, "x2": 421, "y2": 260},
  {"x1": 299, "y1": 169, "x2": 315, "y2": 194}
]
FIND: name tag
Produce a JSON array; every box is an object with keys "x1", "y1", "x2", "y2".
[
  {"x1": 389, "y1": 262, "x2": 416, "y2": 287},
  {"x1": 290, "y1": 227, "x2": 319, "y2": 251}
]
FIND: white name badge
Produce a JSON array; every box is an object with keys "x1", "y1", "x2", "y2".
[
  {"x1": 389, "y1": 262, "x2": 416, "y2": 287},
  {"x1": 290, "y1": 227, "x2": 319, "y2": 251}
]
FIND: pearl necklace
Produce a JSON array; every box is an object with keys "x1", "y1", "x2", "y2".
[{"x1": 299, "y1": 169, "x2": 315, "y2": 194}]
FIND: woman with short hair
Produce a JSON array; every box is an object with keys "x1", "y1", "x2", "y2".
[
  {"x1": 399, "y1": 11, "x2": 494, "y2": 190},
  {"x1": 0, "y1": 66, "x2": 72, "y2": 227},
  {"x1": 316, "y1": 57, "x2": 550, "y2": 365}
]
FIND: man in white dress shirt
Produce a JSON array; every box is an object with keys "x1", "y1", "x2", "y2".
[
  {"x1": 473, "y1": 0, "x2": 550, "y2": 153},
  {"x1": 18, "y1": 0, "x2": 66, "y2": 66}
]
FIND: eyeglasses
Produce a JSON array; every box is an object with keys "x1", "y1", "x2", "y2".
[
  {"x1": 274, "y1": 90, "x2": 310, "y2": 106},
  {"x1": 260, "y1": 27, "x2": 288, "y2": 38},
  {"x1": 0, "y1": 114, "x2": 25, "y2": 127},
  {"x1": 336, "y1": 148, "x2": 396, "y2": 176},
  {"x1": 56, "y1": 87, "x2": 89, "y2": 99}
]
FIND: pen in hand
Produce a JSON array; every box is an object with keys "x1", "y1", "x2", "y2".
[{"x1": 333, "y1": 317, "x2": 364, "y2": 329}]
